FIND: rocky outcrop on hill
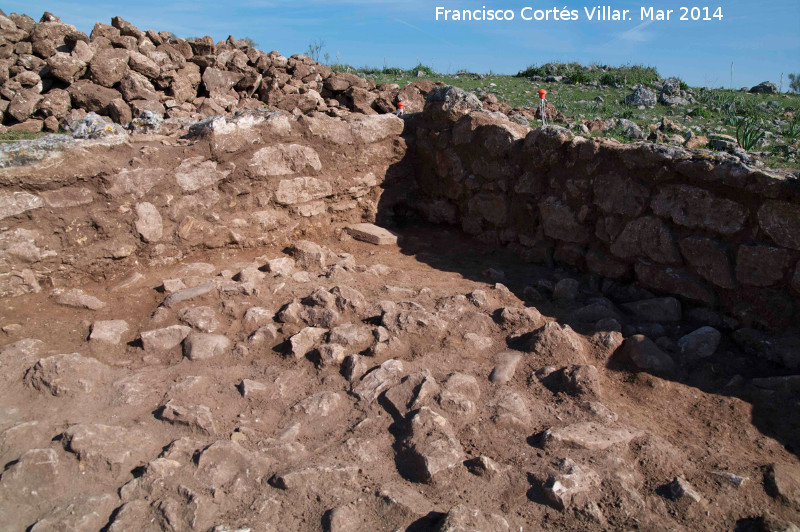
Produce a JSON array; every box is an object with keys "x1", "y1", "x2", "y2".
[{"x1": 0, "y1": 10, "x2": 435, "y2": 133}]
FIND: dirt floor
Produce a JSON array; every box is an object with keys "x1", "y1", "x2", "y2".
[{"x1": 0, "y1": 221, "x2": 799, "y2": 531}]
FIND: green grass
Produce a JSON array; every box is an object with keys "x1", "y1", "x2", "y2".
[
  {"x1": 0, "y1": 131, "x2": 48, "y2": 141},
  {"x1": 343, "y1": 61, "x2": 799, "y2": 170}
]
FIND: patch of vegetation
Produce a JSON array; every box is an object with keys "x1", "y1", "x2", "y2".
[
  {"x1": 736, "y1": 116, "x2": 766, "y2": 151},
  {"x1": 515, "y1": 62, "x2": 660, "y2": 86},
  {"x1": 0, "y1": 131, "x2": 47, "y2": 141}
]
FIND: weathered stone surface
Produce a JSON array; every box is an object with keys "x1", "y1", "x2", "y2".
[
  {"x1": 401, "y1": 406, "x2": 464, "y2": 483},
  {"x1": 438, "y1": 373, "x2": 480, "y2": 417},
  {"x1": 542, "y1": 422, "x2": 639, "y2": 450},
  {"x1": 287, "y1": 240, "x2": 327, "y2": 270},
  {"x1": 593, "y1": 174, "x2": 649, "y2": 216},
  {"x1": 289, "y1": 326, "x2": 327, "y2": 358},
  {"x1": 539, "y1": 197, "x2": 589, "y2": 243},
  {"x1": 250, "y1": 144, "x2": 322, "y2": 177},
  {"x1": 0, "y1": 448, "x2": 64, "y2": 499},
  {"x1": 162, "y1": 282, "x2": 217, "y2": 307},
  {"x1": 240, "y1": 379, "x2": 268, "y2": 398},
  {"x1": 736, "y1": 244, "x2": 792, "y2": 287},
  {"x1": 89, "y1": 47, "x2": 129, "y2": 87},
  {"x1": 270, "y1": 464, "x2": 359, "y2": 492},
  {"x1": 560, "y1": 364, "x2": 601, "y2": 396},
  {"x1": 158, "y1": 400, "x2": 216, "y2": 433},
  {"x1": 46, "y1": 52, "x2": 87, "y2": 82},
  {"x1": 140, "y1": 325, "x2": 192, "y2": 351},
  {"x1": 618, "y1": 334, "x2": 676, "y2": 374},
  {"x1": 424, "y1": 85, "x2": 482, "y2": 123},
  {"x1": 678, "y1": 236, "x2": 734, "y2": 289},
  {"x1": 634, "y1": 263, "x2": 715, "y2": 305},
  {"x1": 62, "y1": 423, "x2": 155, "y2": 473},
  {"x1": 183, "y1": 332, "x2": 230, "y2": 360},
  {"x1": 610, "y1": 216, "x2": 680, "y2": 264},
  {"x1": 89, "y1": 320, "x2": 129, "y2": 344},
  {"x1": 665, "y1": 476, "x2": 703, "y2": 503},
  {"x1": 490, "y1": 389, "x2": 532, "y2": 431},
  {"x1": 292, "y1": 391, "x2": 343, "y2": 417},
  {"x1": 541, "y1": 458, "x2": 601, "y2": 511},
  {"x1": 173, "y1": 156, "x2": 231, "y2": 192},
  {"x1": 29, "y1": 494, "x2": 118, "y2": 532},
  {"x1": 179, "y1": 306, "x2": 220, "y2": 333},
  {"x1": 621, "y1": 297, "x2": 682, "y2": 322},
  {"x1": 678, "y1": 326, "x2": 721, "y2": 359},
  {"x1": 67, "y1": 80, "x2": 122, "y2": 113},
  {"x1": 55, "y1": 289, "x2": 107, "y2": 310},
  {"x1": 437, "y1": 506, "x2": 510, "y2": 532},
  {"x1": 765, "y1": 463, "x2": 800, "y2": 509},
  {"x1": 758, "y1": 201, "x2": 800, "y2": 251},
  {"x1": 265, "y1": 256, "x2": 296, "y2": 276},
  {"x1": 40, "y1": 186, "x2": 92, "y2": 208},
  {"x1": 346, "y1": 223, "x2": 398, "y2": 245},
  {"x1": 353, "y1": 359, "x2": 404, "y2": 402},
  {"x1": 26, "y1": 353, "x2": 109, "y2": 396},
  {"x1": 489, "y1": 351, "x2": 522, "y2": 384},
  {"x1": 195, "y1": 440, "x2": 270, "y2": 488},
  {"x1": 651, "y1": 185, "x2": 746, "y2": 235},
  {"x1": 274, "y1": 176, "x2": 332, "y2": 205},
  {"x1": 134, "y1": 201, "x2": 163, "y2": 243},
  {"x1": 0, "y1": 191, "x2": 43, "y2": 220},
  {"x1": 384, "y1": 371, "x2": 438, "y2": 417},
  {"x1": 527, "y1": 322, "x2": 585, "y2": 359},
  {"x1": 202, "y1": 67, "x2": 243, "y2": 93}
]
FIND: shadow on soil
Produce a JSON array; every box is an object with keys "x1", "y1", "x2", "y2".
[{"x1": 376, "y1": 138, "x2": 800, "y2": 463}]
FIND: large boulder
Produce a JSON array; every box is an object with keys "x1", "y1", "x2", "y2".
[
  {"x1": 46, "y1": 52, "x2": 86, "y2": 83},
  {"x1": 749, "y1": 81, "x2": 777, "y2": 94},
  {"x1": 623, "y1": 87, "x2": 656, "y2": 107},
  {"x1": 67, "y1": 80, "x2": 122, "y2": 113},
  {"x1": 424, "y1": 85, "x2": 482, "y2": 123},
  {"x1": 89, "y1": 47, "x2": 130, "y2": 87},
  {"x1": 118, "y1": 71, "x2": 159, "y2": 101}
]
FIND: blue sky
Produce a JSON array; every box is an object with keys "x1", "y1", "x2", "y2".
[{"x1": 4, "y1": 0, "x2": 799, "y2": 88}]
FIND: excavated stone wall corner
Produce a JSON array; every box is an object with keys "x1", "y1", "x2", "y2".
[{"x1": 405, "y1": 85, "x2": 800, "y2": 332}]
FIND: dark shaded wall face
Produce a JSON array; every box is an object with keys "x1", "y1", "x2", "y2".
[{"x1": 404, "y1": 109, "x2": 800, "y2": 333}]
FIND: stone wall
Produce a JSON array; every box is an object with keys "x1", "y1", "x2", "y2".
[
  {"x1": 0, "y1": 110, "x2": 407, "y2": 296},
  {"x1": 407, "y1": 86, "x2": 800, "y2": 330}
]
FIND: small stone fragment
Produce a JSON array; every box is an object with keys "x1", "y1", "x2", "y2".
[
  {"x1": 55, "y1": 289, "x2": 107, "y2": 310},
  {"x1": 89, "y1": 320, "x2": 129, "y2": 344},
  {"x1": 183, "y1": 332, "x2": 231, "y2": 360},
  {"x1": 353, "y1": 359, "x2": 404, "y2": 402},
  {"x1": 140, "y1": 325, "x2": 192, "y2": 351},
  {"x1": 665, "y1": 476, "x2": 703, "y2": 503},
  {"x1": 542, "y1": 422, "x2": 639, "y2": 451},
  {"x1": 158, "y1": 400, "x2": 216, "y2": 433},
  {"x1": 401, "y1": 406, "x2": 464, "y2": 483},
  {"x1": 345, "y1": 223, "x2": 398, "y2": 245},
  {"x1": 489, "y1": 352, "x2": 522, "y2": 384}
]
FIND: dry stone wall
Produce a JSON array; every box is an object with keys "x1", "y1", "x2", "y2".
[
  {"x1": 408, "y1": 86, "x2": 800, "y2": 330},
  {"x1": 0, "y1": 110, "x2": 407, "y2": 296}
]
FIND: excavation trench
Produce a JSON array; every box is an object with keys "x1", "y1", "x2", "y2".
[{"x1": 1, "y1": 95, "x2": 800, "y2": 530}]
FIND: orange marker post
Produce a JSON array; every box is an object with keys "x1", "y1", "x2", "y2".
[
  {"x1": 396, "y1": 101, "x2": 405, "y2": 117},
  {"x1": 538, "y1": 89, "x2": 548, "y2": 126}
]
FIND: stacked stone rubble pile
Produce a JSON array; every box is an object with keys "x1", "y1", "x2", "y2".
[{"x1": 0, "y1": 10, "x2": 436, "y2": 133}]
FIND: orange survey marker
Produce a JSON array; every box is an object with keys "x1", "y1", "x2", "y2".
[
  {"x1": 395, "y1": 100, "x2": 405, "y2": 116},
  {"x1": 538, "y1": 89, "x2": 548, "y2": 126}
]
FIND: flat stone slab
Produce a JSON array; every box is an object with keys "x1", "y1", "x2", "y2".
[{"x1": 346, "y1": 223, "x2": 398, "y2": 245}]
